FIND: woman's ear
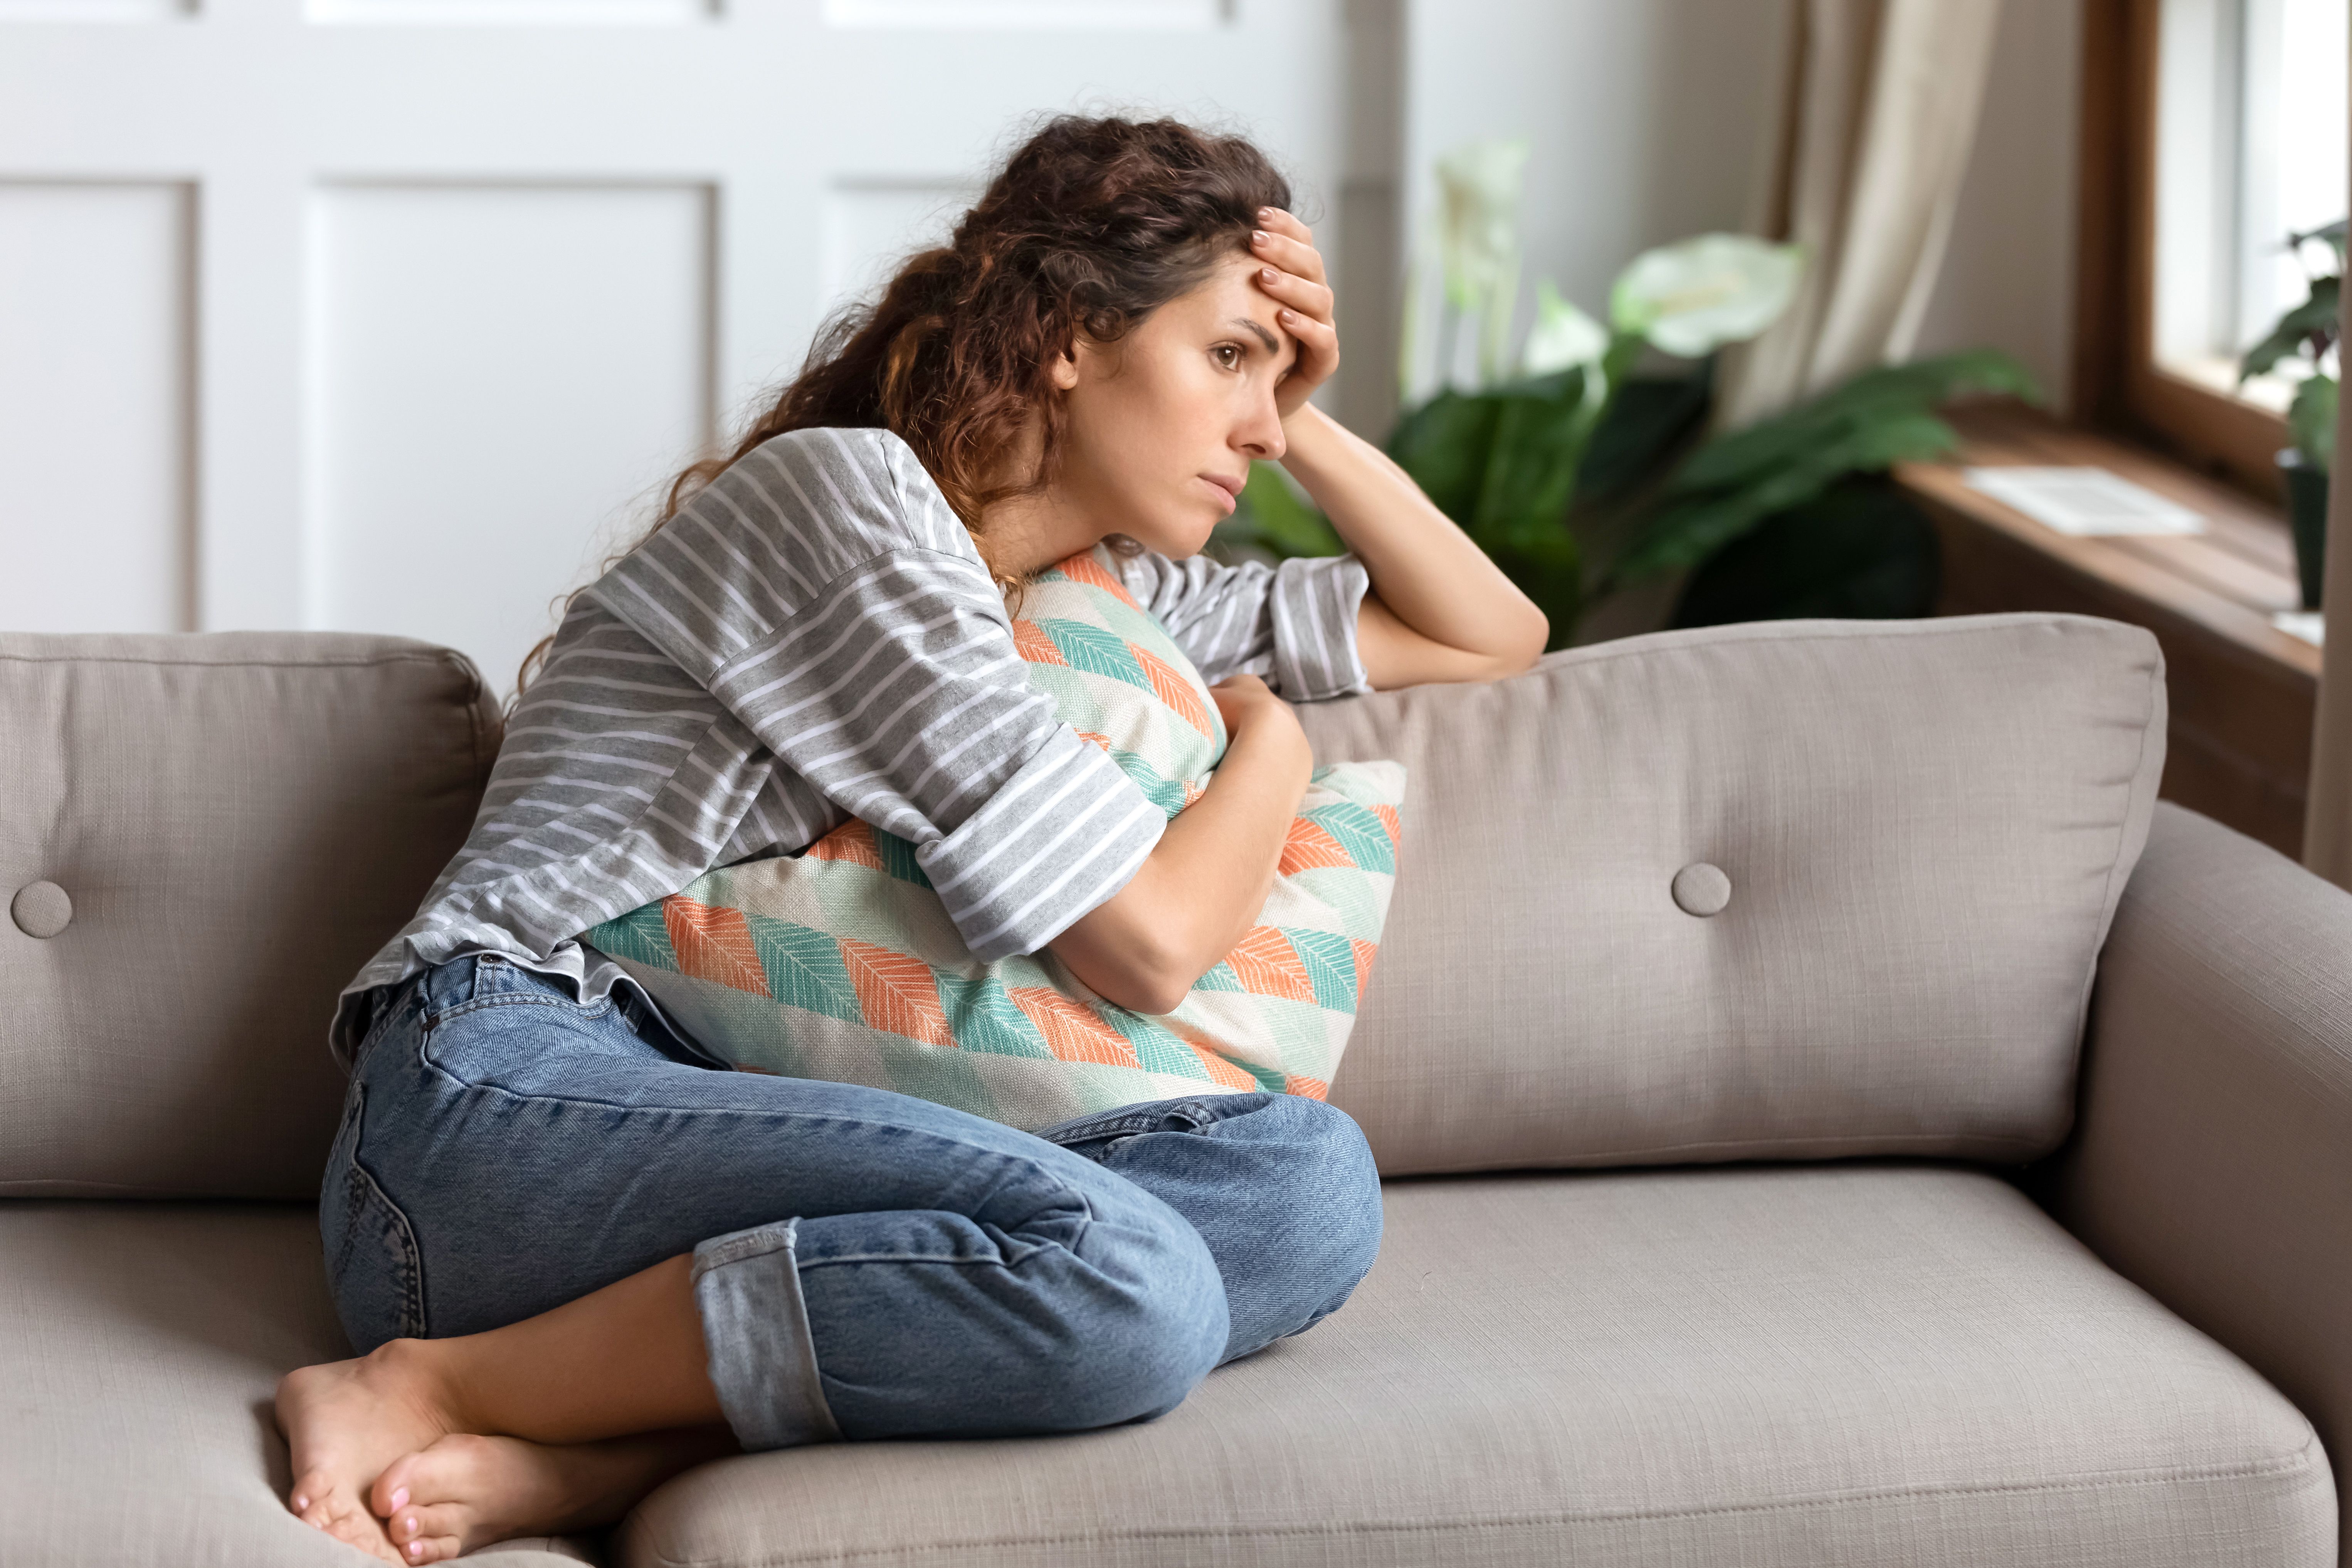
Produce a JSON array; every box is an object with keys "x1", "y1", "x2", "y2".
[{"x1": 1049, "y1": 340, "x2": 1082, "y2": 392}]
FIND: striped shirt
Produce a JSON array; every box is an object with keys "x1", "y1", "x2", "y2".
[{"x1": 331, "y1": 425, "x2": 1373, "y2": 1064}]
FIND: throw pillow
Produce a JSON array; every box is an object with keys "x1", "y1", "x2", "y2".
[{"x1": 583, "y1": 543, "x2": 1405, "y2": 1132}]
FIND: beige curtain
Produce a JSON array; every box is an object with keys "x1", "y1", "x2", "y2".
[
  {"x1": 2300, "y1": 68, "x2": 2352, "y2": 886},
  {"x1": 1716, "y1": 0, "x2": 2006, "y2": 429}
]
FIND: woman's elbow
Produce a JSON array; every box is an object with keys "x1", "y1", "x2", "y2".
[
  {"x1": 1091, "y1": 937, "x2": 1193, "y2": 1016},
  {"x1": 1046, "y1": 891, "x2": 1194, "y2": 1016}
]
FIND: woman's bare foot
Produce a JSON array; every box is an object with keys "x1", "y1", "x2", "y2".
[
  {"x1": 276, "y1": 1342, "x2": 461, "y2": 1565},
  {"x1": 371, "y1": 1428, "x2": 738, "y2": 1563}
]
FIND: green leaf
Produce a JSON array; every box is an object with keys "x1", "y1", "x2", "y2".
[
  {"x1": 1303, "y1": 802, "x2": 1397, "y2": 876},
  {"x1": 583, "y1": 902, "x2": 676, "y2": 971},
  {"x1": 1614, "y1": 410, "x2": 1959, "y2": 583},
  {"x1": 1038, "y1": 617, "x2": 1148, "y2": 687},
  {"x1": 2291, "y1": 373, "x2": 2337, "y2": 472},
  {"x1": 1386, "y1": 388, "x2": 1507, "y2": 526},
  {"x1": 2243, "y1": 277, "x2": 2340, "y2": 380},
  {"x1": 1574, "y1": 366, "x2": 1713, "y2": 504},
  {"x1": 742, "y1": 914, "x2": 864, "y2": 1024},
  {"x1": 1677, "y1": 351, "x2": 2039, "y2": 494},
  {"x1": 874, "y1": 827, "x2": 933, "y2": 889},
  {"x1": 1095, "y1": 1006, "x2": 1211, "y2": 1077},
  {"x1": 1283, "y1": 927, "x2": 1361, "y2": 1015},
  {"x1": 1194, "y1": 961, "x2": 1244, "y2": 993},
  {"x1": 933, "y1": 971, "x2": 1054, "y2": 1060}
]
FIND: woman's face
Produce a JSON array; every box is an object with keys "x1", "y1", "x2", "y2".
[{"x1": 1048, "y1": 251, "x2": 1295, "y2": 560}]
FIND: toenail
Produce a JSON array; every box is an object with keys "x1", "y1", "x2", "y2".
[
  {"x1": 390, "y1": 1487, "x2": 409, "y2": 1510},
  {"x1": 292, "y1": 1494, "x2": 308, "y2": 1510}
]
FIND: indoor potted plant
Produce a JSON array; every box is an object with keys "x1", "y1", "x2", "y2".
[{"x1": 2241, "y1": 218, "x2": 2342, "y2": 612}]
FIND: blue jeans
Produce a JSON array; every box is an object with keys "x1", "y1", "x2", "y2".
[{"x1": 323, "y1": 953, "x2": 1383, "y2": 1451}]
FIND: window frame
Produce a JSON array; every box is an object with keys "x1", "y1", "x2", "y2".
[{"x1": 2076, "y1": 0, "x2": 2298, "y2": 499}]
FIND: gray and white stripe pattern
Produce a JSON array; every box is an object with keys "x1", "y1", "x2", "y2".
[{"x1": 332, "y1": 425, "x2": 1372, "y2": 1064}]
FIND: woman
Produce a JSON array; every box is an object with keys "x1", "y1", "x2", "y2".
[{"x1": 280, "y1": 115, "x2": 1547, "y2": 1564}]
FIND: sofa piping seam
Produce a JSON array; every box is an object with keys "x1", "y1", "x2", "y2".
[
  {"x1": 0, "y1": 649, "x2": 468, "y2": 671},
  {"x1": 639, "y1": 1437, "x2": 2323, "y2": 1568}
]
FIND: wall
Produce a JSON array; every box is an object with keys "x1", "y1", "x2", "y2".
[
  {"x1": 1392, "y1": 0, "x2": 2081, "y2": 412},
  {"x1": 1397, "y1": 0, "x2": 1789, "y2": 397}
]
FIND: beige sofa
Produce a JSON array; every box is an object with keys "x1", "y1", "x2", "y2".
[{"x1": 4, "y1": 612, "x2": 2349, "y2": 1567}]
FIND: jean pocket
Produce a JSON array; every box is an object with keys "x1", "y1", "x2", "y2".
[{"x1": 319, "y1": 1081, "x2": 427, "y2": 1353}]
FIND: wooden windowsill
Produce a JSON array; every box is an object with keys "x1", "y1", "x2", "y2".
[{"x1": 1893, "y1": 401, "x2": 2317, "y2": 857}]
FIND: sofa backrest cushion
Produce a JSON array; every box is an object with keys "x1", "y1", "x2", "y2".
[
  {"x1": 0, "y1": 633, "x2": 497, "y2": 1198},
  {"x1": 1298, "y1": 613, "x2": 2166, "y2": 1176}
]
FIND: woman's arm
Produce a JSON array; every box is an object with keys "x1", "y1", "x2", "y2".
[
  {"x1": 1245, "y1": 208, "x2": 1550, "y2": 691},
  {"x1": 1048, "y1": 677, "x2": 1310, "y2": 1014},
  {"x1": 1280, "y1": 402, "x2": 1549, "y2": 691}
]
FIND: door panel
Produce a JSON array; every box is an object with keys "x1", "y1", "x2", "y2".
[{"x1": 0, "y1": 0, "x2": 1379, "y2": 696}]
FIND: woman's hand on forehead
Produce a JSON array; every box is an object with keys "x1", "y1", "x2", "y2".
[{"x1": 1248, "y1": 208, "x2": 1338, "y2": 420}]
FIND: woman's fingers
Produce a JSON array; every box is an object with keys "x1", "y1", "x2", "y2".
[
  {"x1": 1249, "y1": 221, "x2": 1327, "y2": 287},
  {"x1": 1250, "y1": 208, "x2": 1325, "y2": 279},
  {"x1": 1276, "y1": 306, "x2": 1340, "y2": 384},
  {"x1": 1254, "y1": 264, "x2": 1334, "y2": 325},
  {"x1": 1251, "y1": 207, "x2": 1337, "y2": 412}
]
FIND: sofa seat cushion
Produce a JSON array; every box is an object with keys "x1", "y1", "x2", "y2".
[
  {"x1": 0, "y1": 1203, "x2": 596, "y2": 1567},
  {"x1": 621, "y1": 1166, "x2": 2328, "y2": 1568}
]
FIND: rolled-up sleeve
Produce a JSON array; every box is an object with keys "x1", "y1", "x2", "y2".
[
  {"x1": 1111, "y1": 547, "x2": 1373, "y2": 701},
  {"x1": 587, "y1": 428, "x2": 1164, "y2": 958}
]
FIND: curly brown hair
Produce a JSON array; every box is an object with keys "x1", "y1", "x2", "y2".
[{"x1": 515, "y1": 113, "x2": 1291, "y2": 699}]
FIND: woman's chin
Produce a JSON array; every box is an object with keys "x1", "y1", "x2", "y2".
[{"x1": 1127, "y1": 518, "x2": 1220, "y2": 560}]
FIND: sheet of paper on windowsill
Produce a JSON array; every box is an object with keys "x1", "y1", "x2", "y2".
[
  {"x1": 2273, "y1": 610, "x2": 2325, "y2": 647},
  {"x1": 1961, "y1": 466, "x2": 2207, "y2": 537}
]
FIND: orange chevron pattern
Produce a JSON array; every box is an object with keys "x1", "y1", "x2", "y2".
[
  {"x1": 1012, "y1": 618, "x2": 1065, "y2": 666},
  {"x1": 1226, "y1": 926, "x2": 1318, "y2": 1005},
  {"x1": 663, "y1": 897, "x2": 770, "y2": 997},
  {"x1": 807, "y1": 818, "x2": 887, "y2": 872},
  {"x1": 1005, "y1": 987, "x2": 1144, "y2": 1067},
  {"x1": 1052, "y1": 551, "x2": 1144, "y2": 610},
  {"x1": 1131, "y1": 644, "x2": 1213, "y2": 736},
  {"x1": 840, "y1": 936, "x2": 955, "y2": 1048},
  {"x1": 586, "y1": 545, "x2": 1404, "y2": 1138},
  {"x1": 1278, "y1": 816, "x2": 1355, "y2": 877}
]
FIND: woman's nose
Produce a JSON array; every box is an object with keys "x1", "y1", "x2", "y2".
[{"x1": 1237, "y1": 392, "x2": 1285, "y2": 462}]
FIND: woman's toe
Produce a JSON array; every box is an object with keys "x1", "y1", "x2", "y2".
[
  {"x1": 400, "y1": 1531, "x2": 464, "y2": 1564},
  {"x1": 391, "y1": 1502, "x2": 469, "y2": 1548},
  {"x1": 370, "y1": 1452, "x2": 424, "y2": 1518},
  {"x1": 290, "y1": 1469, "x2": 335, "y2": 1519}
]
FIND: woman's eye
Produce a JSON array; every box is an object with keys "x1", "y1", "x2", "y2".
[{"x1": 1213, "y1": 344, "x2": 1242, "y2": 370}]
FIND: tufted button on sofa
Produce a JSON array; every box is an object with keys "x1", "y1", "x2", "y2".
[{"x1": 2, "y1": 616, "x2": 2347, "y2": 1568}]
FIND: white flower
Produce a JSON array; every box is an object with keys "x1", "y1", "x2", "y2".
[
  {"x1": 1435, "y1": 138, "x2": 1530, "y2": 309},
  {"x1": 1609, "y1": 234, "x2": 1803, "y2": 357},
  {"x1": 1520, "y1": 279, "x2": 1609, "y2": 377}
]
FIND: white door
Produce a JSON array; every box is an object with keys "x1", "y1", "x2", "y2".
[{"x1": 0, "y1": 0, "x2": 1393, "y2": 697}]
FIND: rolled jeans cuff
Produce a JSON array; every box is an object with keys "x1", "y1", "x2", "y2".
[{"x1": 690, "y1": 1219, "x2": 844, "y2": 1451}]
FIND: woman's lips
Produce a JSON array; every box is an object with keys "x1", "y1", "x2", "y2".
[{"x1": 1200, "y1": 473, "x2": 1242, "y2": 516}]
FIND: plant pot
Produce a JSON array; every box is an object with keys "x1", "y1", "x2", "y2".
[{"x1": 2278, "y1": 447, "x2": 2329, "y2": 612}]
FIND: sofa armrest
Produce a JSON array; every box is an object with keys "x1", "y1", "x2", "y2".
[{"x1": 2047, "y1": 800, "x2": 2352, "y2": 1551}]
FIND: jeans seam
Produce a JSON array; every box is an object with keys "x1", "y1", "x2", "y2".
[
  {"x1": 413, "y1": 1026, "x2": 1092, "y2": 1200},
  {"x1": 333, "y1": 1082, "x2": 429, "y2": 1341},
  {"x1": 424, "y1": 990, "x2": 616, "y2": 1030}
]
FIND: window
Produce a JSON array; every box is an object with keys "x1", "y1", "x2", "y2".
[
  {"x1": 2154, "y1": 0, "x2": 2346, "y2": 410},
  {"x1": 2079, "y1": 0, "x2": 2347, "y2": 490}
]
